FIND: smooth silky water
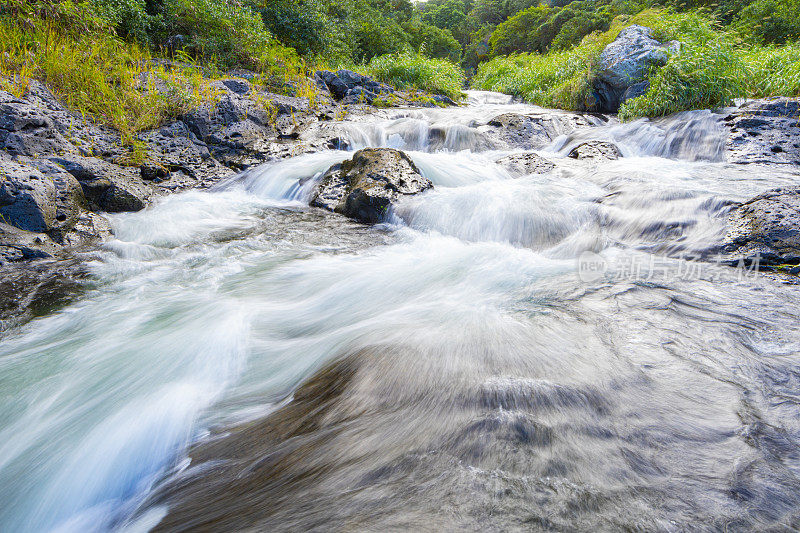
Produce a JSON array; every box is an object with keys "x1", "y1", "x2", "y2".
[{"x1": 2, "y1": 91, "x2": 800, "y2": 531}]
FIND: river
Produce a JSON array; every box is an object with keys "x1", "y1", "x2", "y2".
[{"x1": 2, "y1": 92, "x2": 800, "y2": 532}]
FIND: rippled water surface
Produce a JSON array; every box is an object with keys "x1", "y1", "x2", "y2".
[{"x1": 2, "y1": 92, "x2": 800, "y2": 532}]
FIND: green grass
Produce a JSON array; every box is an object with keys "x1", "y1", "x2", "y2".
[
  {"x1": 0, "y1": 15, "x2": 222, "y2": 161},
  {"x1": 472, "y1": 9, "x2": 800, "y2": 119},
  {"x1": 367, "y1": 51, "x2": 466, "y2": 101}
]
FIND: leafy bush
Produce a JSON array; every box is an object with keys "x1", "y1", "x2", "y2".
[
  {"x1": 352, "y1": 7, "x2": 410, "y2": 62},
  {"x1": 0, "y1": 8, "x2": 217, "y2": 158},
  {"x1": 403, "y1": 16, "x2": 461, "y2": 61},
  {"x1": 733, "y1": 0, "x2": 800, "y2": 44},
  {"x1": 255, "y1": 0, "x2": 329, "y2": 56},
  {"x1": 91, "y1": 0, "x2": 158, "y2": 44},
  {"x1": 367, "y1": 51, "x2": 465, "y2": 100},
  {"x1": 618, "y1": 34, "x2": 746, "y2": 118},
  {"x1": 163, "y1": 0, "x2": 281, "y2": 69}
]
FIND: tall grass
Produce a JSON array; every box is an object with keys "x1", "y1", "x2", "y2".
[
  {"x1": 473, "y1": 9, "x2": 800, "y2": 119},
  {"x1": 367, "y1": 51, "x2": 465, "y2": 101},
  {"x1": 0, "y1": 17, "x2": 220, "y2": 159}
]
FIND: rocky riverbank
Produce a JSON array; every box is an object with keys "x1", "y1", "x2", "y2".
[{"x1": 1, "y1": 73, "x2": 799, "y2": 327}]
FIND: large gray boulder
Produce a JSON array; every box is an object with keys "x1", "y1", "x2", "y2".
[
  {"x1": 567, "y1": 141, "x2": 622, "y2": 161},
  {"x1": 593, "y1": 25, "x2": 679, "y2": 113},
  {"x1": 725, "y1": 98, "x2": 800, "y2": 165},
  {"x1": 314, "y1": 70, "x2": 394, "y2": 103},
  {"x1": 48, "y1": 155, "x2": 152, "y2": 212},
  {"x1": 722, "y1": 187, "x2": 800, "y2": 266},
  {"x1": 482, "y1": 113, "x2": 593, "y2": 150},
  {"x1": 0, "y1": 155, "x2": 84, "y2": 239},
  {"x1": 496, "y1": 152, "x2": 555, "y2": 176},
  {"x1": 311, "y1": 148, "x2": 433, "y2": 223}
]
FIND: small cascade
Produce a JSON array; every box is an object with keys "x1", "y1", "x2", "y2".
[
  {"x1": 2, "y1": 91, "x2": 800, "y2": 533},
  {"x1": 549, "y1": 109, "x2": 727, "y2": 161}
]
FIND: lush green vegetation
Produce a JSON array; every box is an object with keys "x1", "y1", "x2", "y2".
[
  {"x1": 1, "y1": 0, "x2": 799, "y2": 126},
  {"x1": 472, "y1": 4, "x2": 800, "y2": 118},
  {"x1": 367, "y1": 51, "x2": 465, "y2": 100}
]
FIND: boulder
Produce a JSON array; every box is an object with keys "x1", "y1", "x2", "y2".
[
  {"x1": 48, "y1": 155, "x2": 152, "y2": 212},
  {"x1": 722, "y1": 187, "x2": 800, "y2": 267},
  {"x1": 138, "y1": 121, "x2": 231, "y2": 185},
  {"x1": 181, "y1": 84, "x2": 311, "y2": 168},
  {"x1": 314, "y1": 70, "x2": 394, "y2": 102},
  {"x1": 593, "y1": 25, "x2": 679, "y2": 112},
  {"x1": 0, "y1": 222, "x2": 62, "y2": 263},
  {"x1": 0, "y1": 155, "x2": 84, "y2": 237},
  {"x1": 496, "y1": 152, "x2": 556, "y2": 176},
  {"x1": 483, "y1": 113, "x2": 593, "y2": 150},
  {"x1": 310, "y1": 148, "x2": 433, "y2": 223},
  {"x1": 725, "y1": 98, "x2": 800, "y2": 165},
  {"x1": 567, "y1": 141, "x2": 622, "y2": 160}
]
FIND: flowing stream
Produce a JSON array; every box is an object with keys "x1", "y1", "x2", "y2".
[{"x1": 2, "y1": 92, "x2": 800, "y2": 531}]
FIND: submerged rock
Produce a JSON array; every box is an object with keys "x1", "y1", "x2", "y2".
[
  {"x1": 311, "y1": 148, "x2": 433, "y2": 223},
  {"x1": 725, "y1": 98, "x2": 800, "y2": 165},
  {"x1": 567, "y1": 141, "x2": 622, "y2": 160},
  {"x1": 723, "y1": 187, "x2": 800, "y2": 266},
  {"x1": 496, "y1": 152, "x2": 556, "y2": 176},
  {"x1": 592, "y1": 25, "x2": 679, "y2": 113}
]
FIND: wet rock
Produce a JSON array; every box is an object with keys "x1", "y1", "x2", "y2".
[
  {"x1": 0, "y1": 223, "x2": 61, "y2": 263},
  {"x1": 315, "y1": 70, "x2": 394, "y2": 102},
  {"x1": 181, "y1": 85, "x2": 312, "y2": 169},
  {"x1": 433, "y1": 94, "x2": 457, "y2": 106},
  {"x1": 0, "y1": 155, "x2": 84, "y2": 236},
  {"x1": 722, "y1": 187, "x2": 800, "y2": 266},
  {"x1": 593, "y1": 26, "x2": 678, "y2": 113},
  {"x1": 220, "y1": 78, "x2": 251, "y2": 95},
  {"x1": 138, "y1": 120, "x2": 231, "y2": 185},
  {"x1": 311, "y1": 148, "x2": 433, "y2": 223},
  {"x1": 0, "y1": 91, "x2": 76, "y2": 157},
  {"x1": 48, "y1": 155, "x2": 152, "y2": 212},
  {"x1": 0, "y1": 253, "x2": 90, "y2": 328},
  {"x1": 725, "y1": 98, "x2": 800, "y2": 165},
  {"x1": 341, "y1": 87, "x2": 377, "y2": 106},
  {"x1": 62, "y1": 211, "x2": 113, "y2": 248},
  {"x1": 567, "y1": 141, "x2": 622, "y2": 160},
  {"x1": 483, "y1": 113, "x2": 592, "y2": 150},
  {"x1": 496, "y1": 152, "x2": 556, "y2": 176}
]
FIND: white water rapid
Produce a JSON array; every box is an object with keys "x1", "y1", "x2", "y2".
[{"x1": 2, "y1": 91, "x2": 800, "y2": 532}]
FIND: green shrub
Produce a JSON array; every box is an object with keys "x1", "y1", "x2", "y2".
[
  {"x1": 91, "y1": 0, "x2": 158, "y2": 44},
  {"x1": 367, "y1": 51, "x2": 465, "y2": 100},
  {"x1": 352, "y1": 8, "x2": 410, "y2": 62},
  {"x1": 619, "y1": 34, "x2": 746, "y2": 118},
  {"x1": 255, "y1": 0, "x2": 329, "y2": 56},
  {"x1": 733, "y1": 0, "x2": 800, "y2": 44},
  {"x1": 163, "y1": 0, "x2": 279, "y2": 69},
  {"x1": 403, "y1": 16, "x2": 461, "y2": 61}
]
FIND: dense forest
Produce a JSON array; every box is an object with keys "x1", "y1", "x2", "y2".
[{"x1": 1, "y1": 0, "x2": 799, "y2": 134}]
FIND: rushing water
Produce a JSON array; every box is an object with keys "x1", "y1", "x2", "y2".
[{"x1": 2, "y1": 92, "x2": 800, "y2": 532}]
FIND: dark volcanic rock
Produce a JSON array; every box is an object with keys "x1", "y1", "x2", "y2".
[
  {"x1": 722, "y1": 187, "x2": 800, "y2": 266},
  {"x1": 592, "y1": 25, "x2": 679, "y2": 112},
  {"x1": 311, "y1": 148, "x2": 433, "y2": 223},
  {"x1": 725, "y1": 98, "x2": 800, "y2": 165},
  {"x1": 0, "y1": 155, "x2": 85, "y2": 238},
  {"x1": 567, "y1": 141, "x2": 622, "y2": 160},
  {"x1": 48, "y1": 155, "x2": 153, "y2": 212},
  {"x1": 496, "y1": 152, "x2": 556, "y2": 176},
  {"x1": 315, "y1": 70, "x2": 395, "y2": 103}
]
